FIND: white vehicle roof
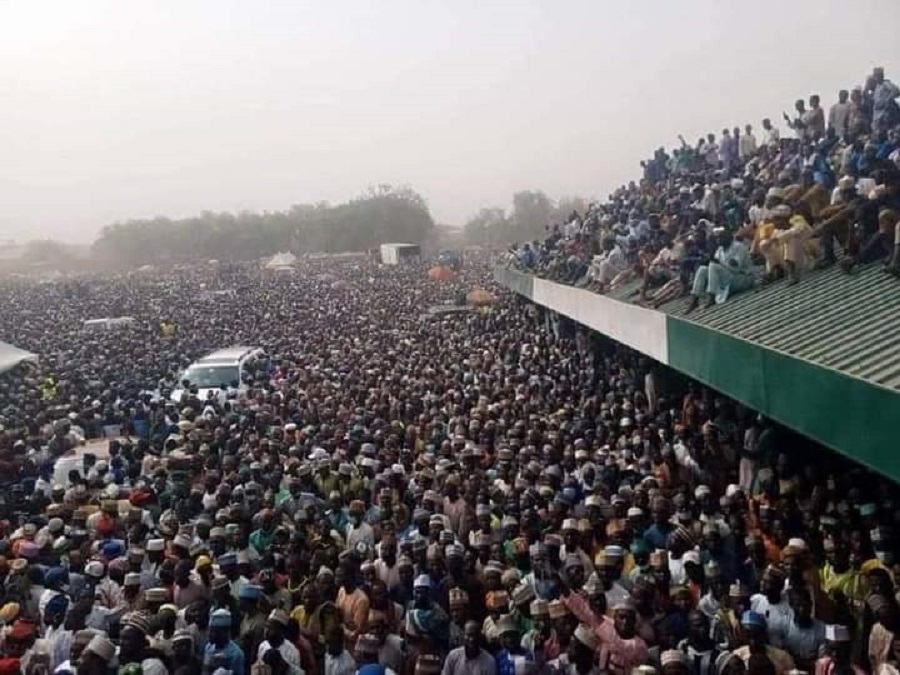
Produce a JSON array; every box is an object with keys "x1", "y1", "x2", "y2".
[
  {"x1": 194, "y1": 346, "x2": 262, "y2": 365},
  {"x1": 83, "y1": 317, "x2": 137, "y2": 327},
  {"x1": 53, "y1": 438, "x2": 110, "y2": 488}
]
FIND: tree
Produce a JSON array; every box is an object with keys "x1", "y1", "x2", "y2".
[
  {"x1": 511, "y1": 190, "x2": 554, "y2": 240},
  {"x1": 463, "y1": 207, "x2": 511, "y2": 245},
  {"x1": 554, "y1": 195, "x2": 591, "y2": 223},
  {"x1": 92, "y1": 185, "x2": 435, "y2": 264},
  {"x1": 463, "y1": 191, "x2": 593, "y2": 246},
  {"x1": 21, "y1": 239, "x2": 72, "y2": 264}
]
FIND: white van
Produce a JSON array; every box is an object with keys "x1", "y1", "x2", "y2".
[
  {"x1": 169, "y1": 346, "x2": 265, "y2": 404},
  {"x1": 83, "y1": 317, "x2": 137, "y2": 331}
]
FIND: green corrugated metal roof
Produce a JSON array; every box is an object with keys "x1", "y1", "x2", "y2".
[{"x1": 605, "y1": 262, "x2": 900, "y2": 391}]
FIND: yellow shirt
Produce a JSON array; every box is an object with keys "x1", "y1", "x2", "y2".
[{"x1": 821, "y1": 564, "x2": 867, "y2": 604}]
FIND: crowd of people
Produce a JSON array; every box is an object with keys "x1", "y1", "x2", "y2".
[
  {"x1": 0, "y1": 250, "x2": 896, "y2": 675},
  {"x1": 513, "y1": 66, "x2": 900, "y2": 311}
]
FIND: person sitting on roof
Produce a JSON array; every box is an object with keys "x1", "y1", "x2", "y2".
[
  {"x1": 586, "y1": 236, "x2": 627, "y2": 293},
  {"x1": 758, "y1": 204, "x2": 816, "y2": 285},
  {"x1": 639, "y1": 234, "x2": 681, "y2": 305},
  {"x1": 686, "y1": 229, "x2": 754, "y2": 313},
  {"x1": 842, "y1": 172, "x2": 900, "y2": 274},
  {"x1": 881, "y1": 209, "x2": 900, "y2": 277},
  {"x1": 812, "y1": 177, "x2": 866, "y2": 267}
]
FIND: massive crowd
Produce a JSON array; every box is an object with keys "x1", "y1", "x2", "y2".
[
  {"x1": 0, "y1": 250, "x2": 896, "y2": 675},
  {"x1": 513, "y1": 66, "x2": 900, "y2": 311}
]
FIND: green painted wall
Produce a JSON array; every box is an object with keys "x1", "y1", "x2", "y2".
[
  {"x1": 667, "y1": 318, "x2": 900, "y2": 483},
  {"x1": 493, "y1": 267, "x2": 900, "y2": 484}
]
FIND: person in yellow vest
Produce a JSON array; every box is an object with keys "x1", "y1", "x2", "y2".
[
  {"x1": 160, "y1": 320, "x2": 177, "y2": 338},
  {"x1": 41, "y1": 376, "x2": 57, "y2": 402}
]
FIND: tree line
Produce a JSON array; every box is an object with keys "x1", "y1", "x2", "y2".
[
  {"x1": 11, "y1": 187, "x2": 589, "y2": 269},
  {"x1": 463, "y1": 191, "x2": 592, "y2": 246},
  {"x1": 90, "y1": 185, "x2": 434, "y2": 264}
]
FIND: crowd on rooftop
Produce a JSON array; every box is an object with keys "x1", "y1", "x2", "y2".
[
  {"x1": 0, "y1": 250, "x2": 896, "y2": 675},
  {"x1": 511, "y1": 66, "x2": 900, "y2": 311}
]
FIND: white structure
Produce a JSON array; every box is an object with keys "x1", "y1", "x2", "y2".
[
  {"x1": 170, "y1": 345, "x2": 265, "y2": 404},
  {"x1": 83, "y1": 317, "x2": 137, "y2": 331},
  {"x1": 0, "y1": 341, "x2": 37, "y2": 375},
  {"x1": 379, "y1": 243, "x2": 420, "y2": 265},
  {"x1": 265, "y1": 251, "x2": 298, "y2": 271}
]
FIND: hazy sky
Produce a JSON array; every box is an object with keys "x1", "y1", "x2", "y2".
[{"x1": 2, "y1": 0, "x2": 899, "y2": 242}]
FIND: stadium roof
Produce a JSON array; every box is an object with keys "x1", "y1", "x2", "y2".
[{"x1": 496, "y1": 265, "x2": 900, "y2": 483}]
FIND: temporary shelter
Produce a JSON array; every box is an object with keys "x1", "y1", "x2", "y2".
[{"x1": 0, "y1": 341, "x2": 38, "y2": 375}]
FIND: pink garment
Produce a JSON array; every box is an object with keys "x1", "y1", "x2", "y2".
[
  {"x1": 815, "y1": 656, "x2": 866, "y2": 675},
  {"x1": 563, "y1": 592, "x2": 648, "y2": 675}
]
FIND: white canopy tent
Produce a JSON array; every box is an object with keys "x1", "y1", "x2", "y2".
[
  {"x1": 265, "y1": 252, "x2": 297, "y2": 270},
  {"x1": 0, "y1": 340, "x2": 37, "y2": 375}
]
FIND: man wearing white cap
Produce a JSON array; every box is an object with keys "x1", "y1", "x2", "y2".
[
  {"x1": 686, "y1": 229, "x2": 753, "y2": 312},
  {"x1": 815, "y1": 625, "x2": 863, "y2": 675},
  {"x1": 560, "y1": 519, "x2": 593, "y2": 579},
  {"x1": 257, "y1": 609, "x2": 303, "y2": 674},
  {"x1": 780, "y1": 588, "x2": 825, "y2": 672},
  {"x1": 759, "y1": 204, "x2": 815, "y2": 285},
  {"x1": 550, "y1": 623, "x2": 602, "y2": 674},
  {"x1": 81, "y1": 634, "x2": 116, "y2": 671},
  {"x1": 562, "y1": 568, "x2": 649, "y2": 675}
]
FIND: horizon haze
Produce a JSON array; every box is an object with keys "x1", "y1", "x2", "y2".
[{"x1": 2, "y1": 0, "x2": 899, "y2": 243}]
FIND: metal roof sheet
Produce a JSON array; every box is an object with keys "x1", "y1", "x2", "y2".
[{"x1": 606, "y1": 262, "x2": 900, "y2": 391}]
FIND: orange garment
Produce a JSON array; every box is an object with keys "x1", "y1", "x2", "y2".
[
  {"x1": 747, "y1": 499, "x2": 782, "y2": 564},
  {"x1": 761, "y1": 535, "x2": 783, "y2": 565},
  {"x1": 336, "y1": 587, "x2": 370, "y2": 648},
  {"x1": 653, "y1": 461, "x2": 672, "y2": 490}
]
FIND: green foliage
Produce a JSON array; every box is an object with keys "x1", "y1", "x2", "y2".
[
  {"x1": 511, "y1": 190, "x2": 555, "y2": 241},
  {"x1": 21, "y1": 239, "x2": 72, "y2": 263},
  {"x1": 463, "y1": 190, "x2": 592, "y2": 245},
  {"x1": 462, "y1": 207, "x2": 511, "y2": 245},
  {"x1": 92, "y1": 185, "x2": 434, "y2": 264}
]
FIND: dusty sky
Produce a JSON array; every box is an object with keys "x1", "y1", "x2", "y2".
[{"x1": 2, "y1": 0, "x2": 899, "y2": 243}]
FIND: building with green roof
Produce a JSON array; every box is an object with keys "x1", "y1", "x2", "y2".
[{"x1": 496, "y1": 264, "x2": 900, "y2": 483}]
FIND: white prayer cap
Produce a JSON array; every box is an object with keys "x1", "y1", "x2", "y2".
[{"x1": 825, "y1": 624, "x2": 851, "y2": 642}]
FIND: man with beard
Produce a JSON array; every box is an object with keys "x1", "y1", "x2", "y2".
[
  {"x1": 523, "y1": 598, "x2": 562, "y2": 667},
  {"x1": 722, "y1": 611, "x2": 795, "y2": 674},
  {"x1": 779, "y1": 587, "x2": 825, "y2": 671},
  {"x1": 336, "y1": 560, "x2": 370, "y2": 649},
  {"x1": 441, "y1": 543, "x2": 486, "y2": 623},
  {"x1": 118, "y1": 613, "x2": 169, "y2": 675},
  {"x1": 562, "y1": 572, "x2": 649, "y2": 675},
  {"x1": 203, "y1": 609, "x2": 245, "y2": 675},
  {"x1": 407, "y1": 575, "x2": 450, "y2": 653},
  {"x1": 173, "y1": 559, "x2": 209, "y2": 609},
  {"x1": 257, "y1": 609, "x2": 304, "y2": 674},
  {"x1": 347, "y1": 499, "x2": 376, "y2": 548},
  {"x1": 172, "y1": 630, "x2": 202, "y2": 675},
  {"x1": 676, "y1": 611, "x2": 721, "y2": 675},
  {"x1": 750, "y1": 566, "x2": 791, "y2": 649},
  {"x1": 442, "y1": 619, "x2": 497, "y2": 674},
  {"x1": 365, "y1": 609, "x2": 404, "y2": 673}
]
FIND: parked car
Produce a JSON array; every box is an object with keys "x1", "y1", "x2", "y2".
[
  {"x1": 82, "y1": 317, "x2": 138, "y2": 331},
  {"x1": 170, "y1": 346, "x2": 265, "y2": 404}
]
